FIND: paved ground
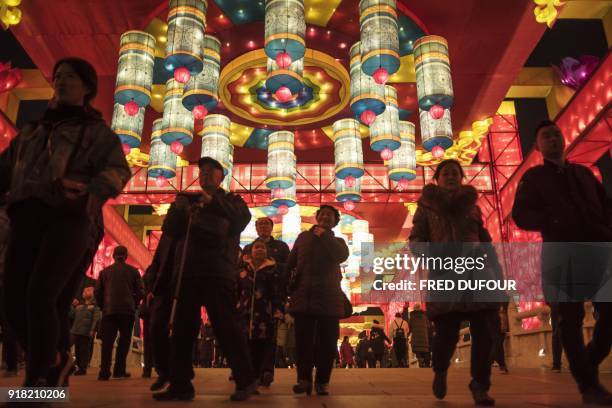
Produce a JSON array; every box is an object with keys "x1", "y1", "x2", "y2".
[{"x1": 1, "y1": 367, "x2": 611, "y2": 407}]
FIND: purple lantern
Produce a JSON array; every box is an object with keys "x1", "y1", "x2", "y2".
[{"x1": 553, "y1": 56, "x2": 600, "y2": 90}]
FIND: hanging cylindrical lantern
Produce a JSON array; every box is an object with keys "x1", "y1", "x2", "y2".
[
  {"x1": 350, "y1": 42, "x2": 386, "y2": 121},
  {"x1": 266, "y1": 131, "x2": 296, "y2": 189},
  {"x1": 199, "y1": 114, "x2": 232, "y2": 176},
  {"x1": 333, "y1": 119, "x2": 364, "y2": 181},
  {"x1": 420, "y1": 107, "x2": 453, "y2": 151},
  {"x1": 271, "y1": 184, "x2": 297, "y2": 209},
  {"x1": 369, "y1": 85, "x2": 401, "y2": 153},
  {"x1": 149, "y1": 119, "x2": 178, "y2": 180},
  {"x1": 336, "y1": 176, "x2": 362, "y2": 204},
  {"x1": 359, "y1": 0, "x2": 400, "y2": 77},
  {"x1": 265, "y1": 57, "x2": 304, "y2": 94},
  {"x1": 388, "y1": 121, "x2": 416, "y2": 182},
  {"x1": 111, "y1": 102, "x2": 145, "y2": 148},
  {"x1": 161, "y1": 78, "x2": 194, "y2": 146},
  {"x1": 165, "y1": 0, "x2": 207, "y2": 76},
  {"x1": 114, "y1": 31, "x2": 156, "y2": 107},
  {"x1": 414, "y1": 35, "x2": 454, "y2": 111},
  {"x1": 264, "y1": 0, "x2": 306, "y2": 62},
  {"x1": 281, "y1": 204, "x2": 302, "y2": 248},
  {"x1": 182, "y1": 34, "x2": 220, "y2": 113}
]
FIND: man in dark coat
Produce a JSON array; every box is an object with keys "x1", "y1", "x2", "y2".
[
  {"x1": 243, "y1": 217, "x2": 290, "y2": 267},
  {"x1": 152, "y1": 157, "x2": 256, "y2": 402},
  {"x1": 95, "y1": 246, "x2": 144, "y2": 380},
  {"x1": 512, "y1": 120, "x2": 612, "y2": 406},
  {"x1": 368, "y1": 320, "x2": 391, "y2": 368}
]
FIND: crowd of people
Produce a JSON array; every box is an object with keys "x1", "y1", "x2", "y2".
[{"x1": 0, "y1": 57, "x2": 610, "y2": 407}]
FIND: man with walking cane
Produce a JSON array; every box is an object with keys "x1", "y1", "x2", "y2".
[{"x1": 153, "y1": 157, "x2": 257, "y2": 402}]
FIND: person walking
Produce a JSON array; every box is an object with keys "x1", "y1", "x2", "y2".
[
  {"x1": 340, "y1": 336, "x2": 355, "y2": 368},
  {"x1": 391, "y1": 313, "x2": 409, "y2": 368},
  {"x1": 236, "y1": 239, "x2": 286, "y2": 388},
  {"x1": 288, "y1": 205, "x2": 350, "y2": 396},
  {"x1": 152, "y1": 157, "x2": 256, "y2": 402},
  {"x1": 512, "y1": 120, "x2": 612, "y2": 405},
  {"x1": 70, "y1": 286, "x2": 101, "y2": 375},
  {"x1": 0, "y1": 57, "x2": 131, "y2": 387},
  {"x1": 369, "y1": 320, "x2": 390, "y2": 368},
  {"x1": 410, "y1": 159, "x2": 503, "y2": 406},
  {"x1": 95, "y1": 246, "x2": 144, "y2": 380}
]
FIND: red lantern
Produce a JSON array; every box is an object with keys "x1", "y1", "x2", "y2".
[
  {"x1": 380, "y1": 147, "x2": 393, "y2": 161},
  {"x1": 360, "y1": 110, "x2": 376, "y2": 126},
  {"x1": 344, "y1": 175, "x2": 356, "y2": 188},
  {"x1": 397, "y1": 178, "x2": 410, "y2": 191},
  {"x1": 170, "y1": 141, "x2": 184, "y2": 154},
  {"x1": 274, "y1": 86, "x2": 293, "y2": 102},
  {"x1": 192, "y1": 104, "x2": 208, "y2": 120},
  {"x1": 343, "y1": 200, "x2": 355, "y2": 211},
  {"x1": 429, "y1": 104, "x2": 445, "y2": 120},
  {"x1": 272, "y1": 187, "x2": 283, "y2": 198},
  {"x1": 174, "y1": 67, "x2": 191, "y2": 83},
  {"x1": 121, "y1": 143, "x2": 131, "y2": 155},
  {"x1": 277, "y1": 204, "x2": 289, "y2": 215},
  {"x1": 432, "y1": 145, "x2": 445, "y2": 158},
  {"x1": 276, "y1": 51, "x2": 292, "y2": 69},
  {"x1": 372, "y1": 67, "x2": 389, "y2": 85},
  {"x1": 155, "y1": 175, "x2": 167, "y2": 187},
  {"x1": 123, "y1": 101, "x2": 140, "y2": 116},
  {"x1": 0, "y1": 62, "x2": 22, "y2": 93}
]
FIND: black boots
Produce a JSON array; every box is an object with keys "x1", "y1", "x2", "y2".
[
  {"x1": 432, "y1": 370, "x2": 447, "y2": 400},
  {"x1": 469, "y1": 381, "x2": 495, "y2": 406},
  {"x1": 292, "y1": 380, "x2": 313, "y2": 395}
]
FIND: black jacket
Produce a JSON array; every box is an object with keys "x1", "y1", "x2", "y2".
[
  {"x1": 95, "y1": 261, "x2": 144, "y2": 316},
  {"x1": 512, "y1": 160, "x2": 612, "y2": 242},
  {"x1": 287, "y1": 227, "x2": 349, "y2": 318},
  {"x1": 146, "y1": 189, "x2": 251, "y2": 290}
]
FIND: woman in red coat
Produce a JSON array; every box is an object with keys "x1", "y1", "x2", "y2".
[{"x1": 340, "y1": 336, "x2": 355, "y2": 368}]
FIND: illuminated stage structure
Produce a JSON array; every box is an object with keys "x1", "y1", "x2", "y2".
[{"x1": 1, "y1": 1, "x2": 611, "y2": 339}]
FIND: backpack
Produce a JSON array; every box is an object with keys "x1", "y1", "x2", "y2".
[{"x1": 393, "y1": 320, "x2": 406, "y2": 339}]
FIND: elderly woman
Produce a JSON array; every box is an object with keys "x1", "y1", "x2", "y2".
[
  {"x1": 0, "y1": 57, "x2": 130, "y2": 387},
  {"x1": 288, "y1": 205, "x2": 349, "y2": 396},
  {"x1": 409, "y1": 159, "x2": 502, "y2": 406}
]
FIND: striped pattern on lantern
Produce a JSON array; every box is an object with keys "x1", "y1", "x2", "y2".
[
  {"x1": 182, "y1": 34, "x2": 220, "y2": 112},
  {"x1": 266, "y1": 131, "x2": 296, "y2": 189},
  {"x1": 149, "y1": 119, "x2": 178, "y2": 179},
  {"x1": 265, "y1": 57, "x2": 304, "y2": 94},
  {"x1": 111, "y1": 102, "x2": 145, "y2": 148},
  {"x1": 388, "y1": 121, "x2": 417, "y2": 181},
  {"x1": 369, "y1": 85, "x2": 401, "y2": 152},
  {"x1": 264, "y1": 0, "x2": 306, "y2": 62},
  {"x1": 350, "y1": 42, "x2": 386, "y2": 118},
  {"x1": 114, "y1": 31, "x2": 156, "y2": 107},
  {"x1": 333, "y1": 118, "x2": 365, "y2": 180},
  {"x1": 199, "y1": 114, "x2": 232, "y2": 176},
  {"x1": 359, "y1": 0, "x2": 400, "y2": 76},
  {"x1": 414, "y1": 35, "x2": 454, "y2": 111},
  {"x1": 419, "y1": 107, "x2": 453, "y2": 151},
  {"x1": 165, "y1": 0, "x2": 207, "y2": 75},
  {"x1": 161, "y1": 79, "x2": 194, "y2": 146}
]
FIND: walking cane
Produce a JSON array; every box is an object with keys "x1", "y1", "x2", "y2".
[{"x1": 168, "y1": 210, "x2": 194, "y2": 339}]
